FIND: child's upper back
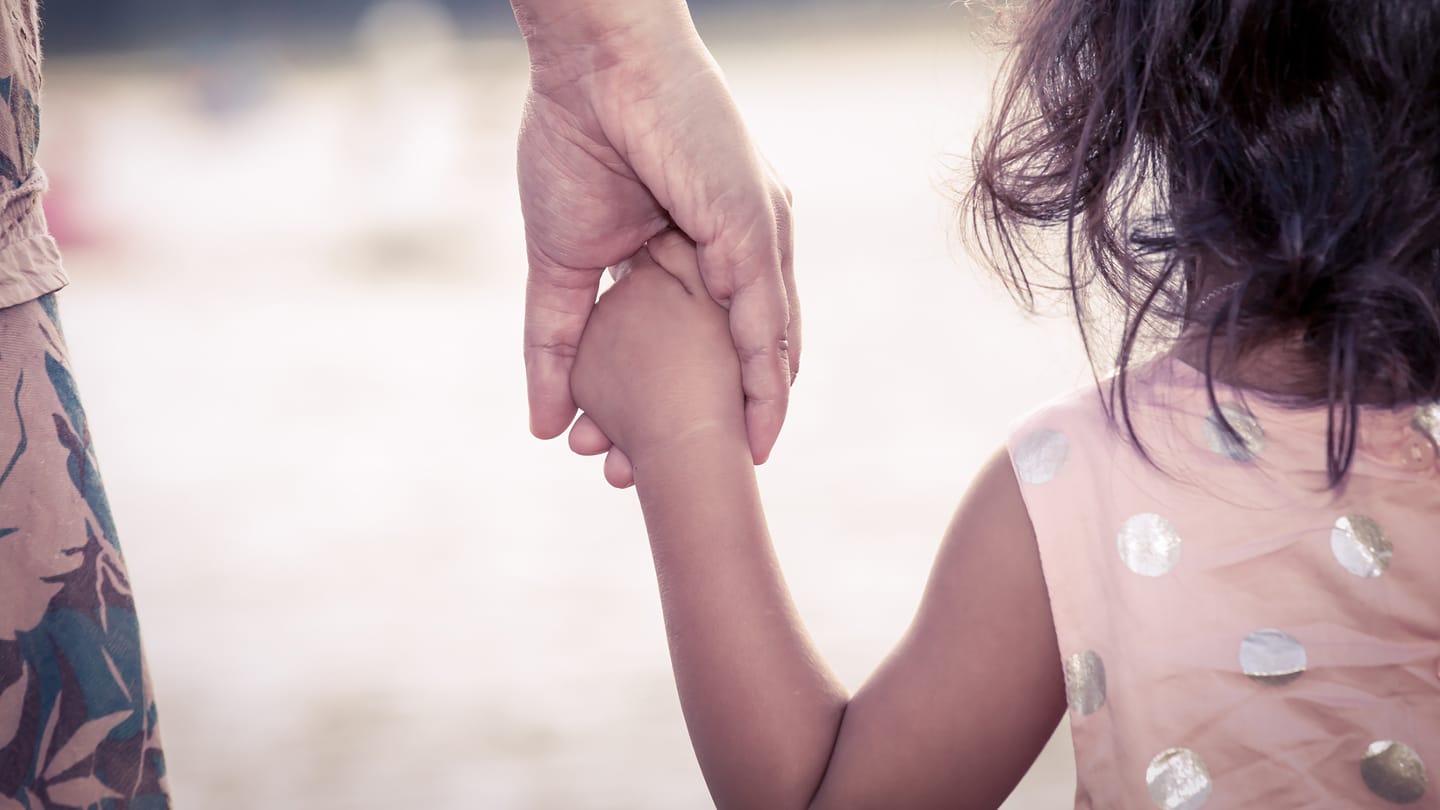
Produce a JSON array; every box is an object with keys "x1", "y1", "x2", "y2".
[{"x1": 1010, "y1": 357, "x2": 1439, "y2": 808}]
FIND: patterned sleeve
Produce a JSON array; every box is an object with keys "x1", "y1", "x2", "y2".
[{"x1": 0, "y1": 0, "x2": 66, "y2": 310}]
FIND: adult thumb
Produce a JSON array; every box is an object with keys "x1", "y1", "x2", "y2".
[{"x1": 524, "y1": 245, "x2": 604, "y2": 440}]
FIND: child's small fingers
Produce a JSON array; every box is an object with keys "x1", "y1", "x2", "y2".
[
  {"x1": 604, "y1": 447, "x2": 636, "y2": 489},
  {"x1": 646, "y1": 230, "x2": 705, "y2": 293},
  {"x1": 568, "y1": 413, "x2": 613, "y2": 456}
]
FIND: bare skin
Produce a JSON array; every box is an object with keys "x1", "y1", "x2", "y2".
[
  {"x1": 571, "y1": 233, "x2": 1066, "y2": 809},
  {"x1": 511, "y1": 0, "x2": 799, "y2": 486}
]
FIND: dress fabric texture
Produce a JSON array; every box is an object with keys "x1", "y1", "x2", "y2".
[
  {"x1": 1009, "y1": 357, "x2": 1439, "y2": 809},
  {"x1": 0, "y1": 3, "x2": 170, "y2": 807}
]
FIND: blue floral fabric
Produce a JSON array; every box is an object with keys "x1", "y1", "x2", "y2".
[
  {"x1": 0, "y1": 295, "x2": 169, "y2": 808},
  {"x1": 0, "y1": 3, "x2": 169, "y2": 805}
]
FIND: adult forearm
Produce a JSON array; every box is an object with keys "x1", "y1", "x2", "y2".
[{"x1": 633, "y1": 436, "x2": 847, "y2": 810}]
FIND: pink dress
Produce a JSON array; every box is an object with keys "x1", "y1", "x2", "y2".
[{"x1": 1009, "y1": 357, "x2": 1439, "y2": 808}]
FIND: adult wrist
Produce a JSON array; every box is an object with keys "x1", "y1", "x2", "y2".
[{"x1": 512, "y1": 0, "x2": 700, "y2": 84}]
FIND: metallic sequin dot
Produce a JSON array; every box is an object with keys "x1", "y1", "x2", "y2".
[
  {"x1": 1014, "y1": 429, "x2": 1069, "y2": 484},
  {"x1": 1239, "y1": 629, "x2": 1307, "y2": 685},
  {"x1": 1415, "y1": 403, "x2": 1440, "y2": 447},
  {"x1": 1063, "y1": 650, "x2": 1106, "y2": 716},
  {"x1": 1203, "y1": 404, "x2": 1266, "y2": 462},
  {"x1": 1362, "y1": 740, "x2": 1428, "y2": 804},
  {"x1": 1146, "y1": 748, "x2": 1213, "y2": 810},
  {"x1": 1118, "y1": 513, "x2": 1183, "y2": 577},
  {"x1": 1331, "y1": 515, "x2": 1393, "y2": 578}
]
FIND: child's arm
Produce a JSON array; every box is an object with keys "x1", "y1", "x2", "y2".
[{"x1": 572, "y1": 232, "x2": 1066, "y2": 809}]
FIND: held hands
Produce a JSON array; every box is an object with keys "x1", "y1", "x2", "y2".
[
  {"x1": 515, "y1": 8, "x2": 798, "y2": 484},
  {"x1": 570, "y1": 233, "x2": 747, "y2": 486}
]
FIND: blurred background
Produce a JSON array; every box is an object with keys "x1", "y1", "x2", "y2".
[{"x1": 38, "y1": 1, "x2": 1089, "y2": 807}]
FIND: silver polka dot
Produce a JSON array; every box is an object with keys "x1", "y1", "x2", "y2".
[
  {"x1": 1331, "y1": 515, "x2": 1393, "y2": 578},
  {"x1": 1118, "y1": 513, "x2": 1182, "y2": 577},
  {"x1": 1014, "y1": 429, "x2": 1069, "y2": 484},
  {"x1": 1239, "y1": 629, "x2": 1306, "y2": 685},
  {"x1": 1063, "y1": 650, "x2": 1106, "y2": 716},
  {"x1": 1362, "y1": 740, "x2": 1428, "y2": 804},
  {"x1": 1146, "y1": 748, "x2": 1213, "y2": 810},
  {"x1": 1203, "y1": 404, "x2": 1265, "y2": 462},
  {"x1": 1415, "y1": 403, "x2": 1440, "y2": 447}
]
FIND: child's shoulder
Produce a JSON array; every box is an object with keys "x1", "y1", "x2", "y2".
[
  {"x1": 1011, "y1": 378, "x2": 1111, "y2": 435},
  {"x1": 1006, "y1": 378, "x2": 1117, "y2": 486},
  {"x1": 1005, "y1": 357, "x2": 1208, "y2": 487},
  {"x1": 1002, "y1": 355, "x2": 1215, "y2": 495}
]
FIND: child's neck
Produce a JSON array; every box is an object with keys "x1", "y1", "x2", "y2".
[
  {"x1": 1171, "y1": 330, "x2": 1406, "y2": 408},
  {"x1": 1172, "y1": 332, "x2": 1314, "y2": 400}
]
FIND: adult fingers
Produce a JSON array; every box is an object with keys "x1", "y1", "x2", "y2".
[
  {"x1": 725, "y1": 273, "x2": 791, "y2": 466},
  {"x1": 694, "y1": 206, "x2": 790, "y2": 465},
  {"x1": 758, "y1": 156, "x2": 801, "y2": 384},
  {"x1": 567, "y1": 413, "x2": 612, "y2": 456},
  {"x1": 689, "y1": 173, "x2": 794, "y2": 464},
  {"x1": 524, "y1": 247, "x2": 604, "y2": 440},
  {"x1": 603, "y1": 446, "x2": 636, "y2": 489}
]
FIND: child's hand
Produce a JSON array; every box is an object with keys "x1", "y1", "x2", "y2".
[{"x1": 571, "y1": 232, "x2": 747, "y2": 476}]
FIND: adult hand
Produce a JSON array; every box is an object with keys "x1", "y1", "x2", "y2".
[{"x1": 513, "y1": 0, "x2": 798, "y2": 487}]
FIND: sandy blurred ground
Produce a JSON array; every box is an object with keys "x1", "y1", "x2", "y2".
[{"x1": 37, "y1": 3, "x2": 1088, "y2": 808}]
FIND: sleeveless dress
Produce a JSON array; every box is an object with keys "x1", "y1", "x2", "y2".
[
  {"x1": 0, "y1": 3, "x2": 170, "y2": 807},
  {"x1": 1009, "y1": 357, "x2": 1438, "y2": 808}
]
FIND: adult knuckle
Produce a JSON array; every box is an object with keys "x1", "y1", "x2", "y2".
[
  {"x1": 736, "y1": 340, "x2": 786, "y2": 371},
  {"x1": 720, "y1": 221, "x2": 779, "y2": 272},
  {"x1": 525, "y1": 338, "x2": 578, "y2": 359}
]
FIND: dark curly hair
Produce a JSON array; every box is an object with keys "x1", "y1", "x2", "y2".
[{"x1": 965, "y1": 0, "x2": 1440, "y2": 483}]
